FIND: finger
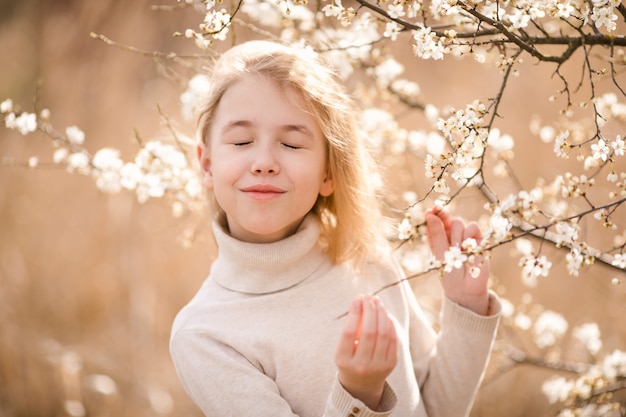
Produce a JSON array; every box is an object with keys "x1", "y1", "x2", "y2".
[
  {"x1": 353, "y1": 296, "x2": 378, "y2": 359},
  {"x1": 372, "y1": 299, "x2": 393, "y2": 361},
  {"x1": 462, "y1": 222, "x2": 489, "y2": 275},
  {"x1": 336, "y1": 296, "x2": 363, "y2": 359},
  {"x1": 428, "y1": 206, "x2": 453, "y2": 229},
  {"x1": 462, "y1": 221, "x2": 483, "y2": 243},
  {"x1": 449, "y1": 219, "x2": 465, "y2": 247},
  {"x1": 425, "y1": 213, "x2": 449, "y2": 260},
  {"x1": 386, "y1": 316, "x2": 398, "y2": 364},
  {"x1": 372, "y1": 299, "x2": 398, "y2": 367}
]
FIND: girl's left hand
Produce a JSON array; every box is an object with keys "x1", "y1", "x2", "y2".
[{"x1": 425, "y1": 206, "x2": 491, "y2": 316}]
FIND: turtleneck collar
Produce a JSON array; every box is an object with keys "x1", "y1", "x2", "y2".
[{"x1": 210, "y1": 215, "x2": 328, "y2": 294}]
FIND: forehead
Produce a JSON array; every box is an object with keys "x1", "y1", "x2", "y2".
[{"x1": 212, "y1": 75, "x2": 319, "y2": 130}]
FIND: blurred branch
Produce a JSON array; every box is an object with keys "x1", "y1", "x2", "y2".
[
  {"x1": 503, "y1": 344, "x2": 592, "y2": 374},
  {"x1": 89, "y1": 32, "x2": 210, "y2": 62},
  {"x1": 150, "y1": 2, "x2": 192, "y2": 12}
]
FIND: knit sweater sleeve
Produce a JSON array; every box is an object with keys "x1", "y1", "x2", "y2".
[
  {"x1": 408, "y1": 289, "x2": 501, "y2": 417},
  {"x1": 170, "y1": 328, "x2": 398, "y2": 417}
]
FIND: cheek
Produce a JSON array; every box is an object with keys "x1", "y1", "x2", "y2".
[
  {"x1": 209, "y1": 160, "x2": 242, "y2": 199},
  {"x1": 210, "y1": 182, "x2": 230, "y2": 213},
  {"x1": 299, "y1": 170, "x2": 332, "y2": 201}
]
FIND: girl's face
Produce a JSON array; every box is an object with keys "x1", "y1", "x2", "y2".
[{"x1": 198, "y1": 75, "x2": 334, "y2": 243}]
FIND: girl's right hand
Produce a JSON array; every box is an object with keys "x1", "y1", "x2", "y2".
[{"x1": 335, "y1": 295, "x2": 398, "y2": 411}]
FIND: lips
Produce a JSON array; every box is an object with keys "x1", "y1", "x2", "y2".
[{"x1": 241, "y1": 184, "x2": 286, "y2": 200}]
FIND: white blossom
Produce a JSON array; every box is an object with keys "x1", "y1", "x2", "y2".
[
  {"x1": 590, "y1": 138, "x2": 610, "y2": 161},
  {"x1": 120, "y1": 162, "x2": 142, "y2": 190},
  {"x1": 553, "y1": 130, "x2": 571, "y2": 158},
  {"x1": 398, "y1": 217, "x2": 414, "y2": 240},
  {"x1": 67, "y1": 152, "x2": 90, "y2": 173},
  {"x1": 92, "y1": 148, "x2": 124, "y2": 194},
  {"x1": 592, "y1": 5, "x2": 618, "y2": 31},
  {"x1": 556, "y1": 1, "x2": 576, "y2": 18},
  {"x1": 87, "y1": 374, "x2": 118, "y2": 396},
  {"x1": 486, "y1": 211, "x2": 512, "y2": 243},
  {"x1": 533, "y1": 310, "x2": 568, "y2": 348},
  {"x1": 53, "y1": 148, "x2": 69, "y2": 164},
  {"x1": 373, "y1": 58, "x2": 404, "y2": 87},
  {"x1": 383, "y1": 21, "x2": 402, "y2": 41},
  {"x1": 443, "y1": 246, "x2": 467, "y2": 272},
  {"x1": 387, "y1": 2, "x2": 405, "y2": 19},
  {"x1": 322, "y1": 0, "x2": 343, "y2": 17},
  {"x1": 406, "y1": 0, "x2": 421, "y2": 17},
  {"x1": 612, "y1": 253, "x2": 626, "y2": 268},
  {"x1": 543, "y1": 376, "x2": 574, "y2": 404},
  {"x1": 508, "y1": 8, "x2": 531, "y2": 29},
  {"x1": 554, "y1": 221, "x2": 578, "y2": 246},
  {"x1": 412, "y1": 27, "x2": 445, "y2": 60},
  {"x1": 6, "y1": 112, "x2": 37, "y2": 135},
  {"x1": 433, "y1": 179, "x2": 450, "y2": 194},
  {"x1": 180, "y1": 74, "x2": 211, "y2": 121},
  {"x1": 610, "y1": 135, "x2": 624, "y2": 156},
  {"x1": 487, "y1": 128, "x2": 514, "y2": 154},
  {"x1": 566, "y1": 247, "x2": 584, "y2": 276},
  {"x1": 66, "y1": 126, "x2": 85, "y2": 145},
  {"x1": 499, "y1": 298, "x2": 515, "y2": 317},
  {"x1": 391, "y1": 79, "x2": 420, "y2": 99},
  {"x1": 514, "y1": 313, "x2": 532, "y2": 330},
  {"x1": 520, "y1": 255, "x2": 552, "y2": 287},
  {"x1": 461, "y1": 237, "x2": 478, "y2": 252},
  {"x1": 602, "y1": 349, "x2": 626, "y2": 380},
  {"x1": 0, "y1": 98, "x2": 13, "y2": 113},
  {"x1": 573, "y1": 323, "x2": 602, "y2": 355}
]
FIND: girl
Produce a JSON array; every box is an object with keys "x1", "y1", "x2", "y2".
[{"x1": 170, "y1": 40, "x2": 500, "y2": 417}]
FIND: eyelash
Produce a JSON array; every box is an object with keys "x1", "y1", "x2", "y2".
[
  {"x1": 232, "y1": 141, "x2": 301, "y2": 150},
  {"x1": 282, "y1": 143, "x2": 301, "y2": 150}
]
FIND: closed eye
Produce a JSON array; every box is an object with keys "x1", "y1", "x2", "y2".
[
  {"x1": 233, "y1": 141, "x2": 252, "y2": 146},
  {"x1": 282, "y1": 143, "x2": 302, "y2": 150}
]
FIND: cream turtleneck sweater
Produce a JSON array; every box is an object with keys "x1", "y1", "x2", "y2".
[{"x1": 170, "y1": 215, "x2": 500, "y2": 417}]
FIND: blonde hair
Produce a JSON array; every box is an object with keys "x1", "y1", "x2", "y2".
[{"x1": 197, "y1": 40, "x2": 385, "y2": 264}]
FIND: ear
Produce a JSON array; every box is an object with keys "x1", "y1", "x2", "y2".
[
  {"x1": 319, "y1": 169, "x2": 334, "y2": 197},
  {"x1": 197, "y1": 142, "x2": 214, "y2": 190}
]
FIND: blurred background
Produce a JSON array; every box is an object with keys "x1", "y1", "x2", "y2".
[{"x1": 0, "y1": 0, "x2": 624, "y2": 416}]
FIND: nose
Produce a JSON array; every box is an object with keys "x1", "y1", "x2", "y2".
[{"x1": 251, "y1": 143, "x2": 279, "y2": 175}]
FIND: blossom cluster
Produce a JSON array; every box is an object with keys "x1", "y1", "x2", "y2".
[
  {"x1": 502, "y1": 298, "x2": 607, "y2": 355},
  {"x1": 542, "y1": 349, "x2": 626, "y2": 415},
  {"x1": 532, "y1": 93, "x2": 626, "y2": 196},
  {"x1": 497, "y1": 297, "x2": 624, "y2": 414},
  {"x1": 41, "y1": 336, "x2": 174, "y2": 416},
  {"x1": 379, "y1": 100, "x2": 495, "y2": 211},
  {"x1": 183, "y1": 1, "x2": 232, "y2": 47},
  {"x1": 1, "y1": 99, "x2": 37, "y2": 135},
  {"x1": 1, "y1": 100, "x2": 206, "y2": 219},
  {"x1": 482, "y1": 186, "x2": 608, "y2": 281}
]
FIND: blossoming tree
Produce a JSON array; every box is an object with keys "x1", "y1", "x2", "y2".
[{"x1": 2, "y1": 0, "x2": 626, "y2": 415}]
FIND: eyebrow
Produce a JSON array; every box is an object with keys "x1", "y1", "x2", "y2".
[
  {"x1": 281, "y1": 123, "x2": 314, "y2": 139},
  {"x1": 221, "y1": 120, "x2": 314, "y2": 139},
  {"x1": 221, "y1": 120, "x2": 252, "y2": 133}
]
